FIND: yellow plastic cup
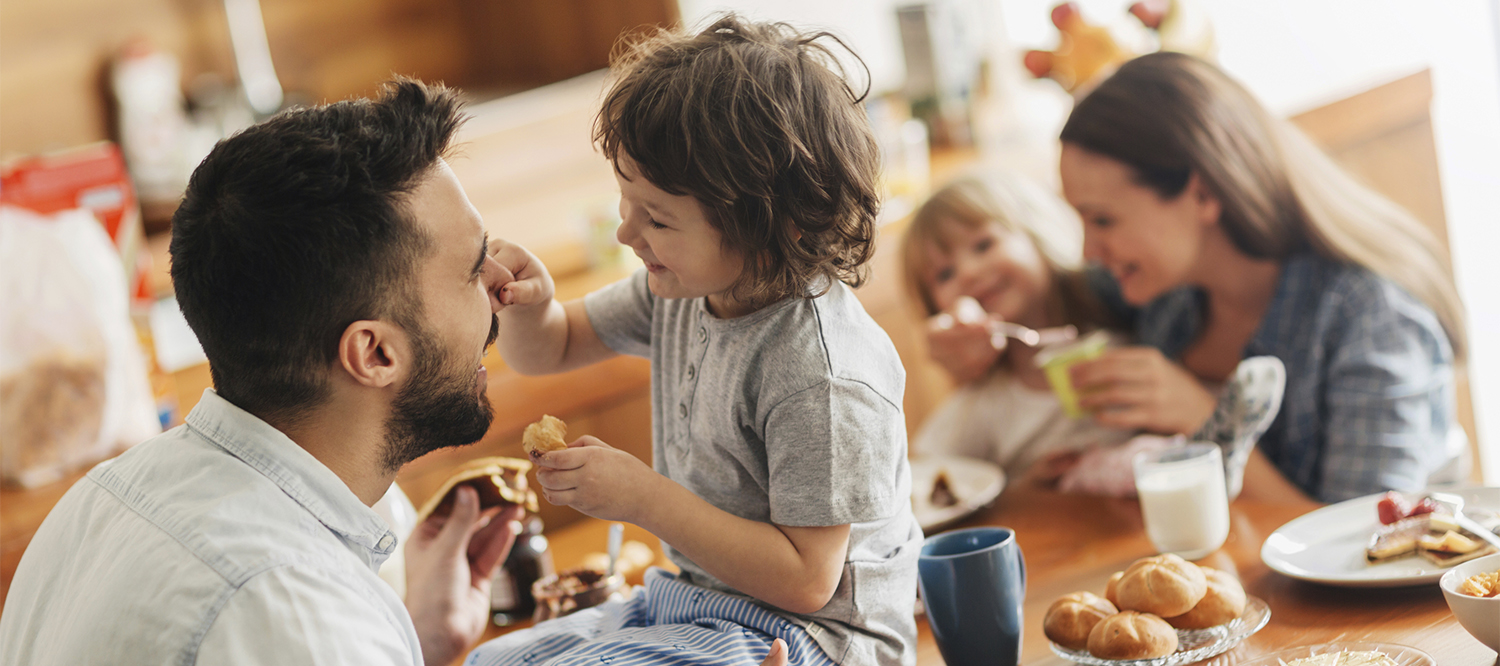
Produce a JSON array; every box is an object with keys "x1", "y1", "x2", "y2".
[{"x1": 1034, "y1": 330, "x2": 1110, "y2": 418}]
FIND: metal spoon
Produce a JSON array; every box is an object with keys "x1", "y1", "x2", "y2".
[{"x1": 607, "y1": 523, "x2": 624, "y2": 577}]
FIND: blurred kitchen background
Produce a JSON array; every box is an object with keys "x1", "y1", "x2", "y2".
[{"x1": 3, "y1": 0, "x2": 1499, "y2": 588}]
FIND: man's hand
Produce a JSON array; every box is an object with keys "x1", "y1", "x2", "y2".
[
  {"x1": 488, "y1": 238, "x2": 555, "y2": 310},
  {"x1": 1071, "y1": 346, "x2": 1216, "y2": 435},
  {"x1": 924, "y1": 298, "x2": 1004, "y2": 386},
  {"x1": 533, "y1": 436, "x2": 658, "y2": 524},
  {"x1": 404, "y1": 486, "x2": 524, "y2": 666}
]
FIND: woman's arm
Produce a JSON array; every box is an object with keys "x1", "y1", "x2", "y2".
[{"x1": 1316, "y1": 278, "x2": 1455, "y2": 502}]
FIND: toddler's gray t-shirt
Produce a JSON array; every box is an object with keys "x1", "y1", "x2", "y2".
[{"x1": 584, "y1": 269, "x2": 922, "y2": 666}]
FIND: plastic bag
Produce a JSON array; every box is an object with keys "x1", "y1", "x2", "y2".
[{"x1": 0, "y1": 205, "x2": 160, "y2": 487}]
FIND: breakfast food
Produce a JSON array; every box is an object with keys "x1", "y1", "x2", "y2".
[
  {"x1": 1043, "y1": 592, "x2": 1117, "y2": 651},
  {"x1": 532, "y1": 567, "x2": 625, "y2": 621},
  {"x1": 1047, "y1": 554, "x2": 1249, "y2": 656},
  {"x1": 1282, "y1": 651, "x2": 1398, "y2": 666},
  {"x1": 1460, "y1": 569, "x2": 1500, "y2": 597},
  {"x1": 1085, "y1": 610, "x2": 1178, "y2": 660},
  {"x1": 1366, "y1": 512, "x2": 1498, "y2": 567},
  {"x1": 930, "y1": 471, "x2": 959, "y2": 508},
  {"x1": 1104, "y1": 570, "x2": 1124, "y2": 606},
  {"x1": 1114, "y1": 553, "x2": 1208, "y2": 618},
  {"x1": 1377, "y1": 491, "x2": 1439, "y2": 525},
  {"x1": 1164, "y1": 566, "x2": 1246, "y2": 629},
  {"x1": 415, "y1": 456, "x2": 539, "y2": 522},
  {"x1": 522, "y1": 414, "x2": 569, "y2": 457},
  {"x1": 579, "y1": 540, "x2": 657, "y2": 581}
]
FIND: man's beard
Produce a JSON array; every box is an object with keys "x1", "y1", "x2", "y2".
[{"x1": 381, "y1": 315, "x2": 499, "y2": 472}]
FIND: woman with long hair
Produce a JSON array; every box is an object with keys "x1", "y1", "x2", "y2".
[{"x1": 1051, "y1": 51, "x2": 1466, "y2": 503}]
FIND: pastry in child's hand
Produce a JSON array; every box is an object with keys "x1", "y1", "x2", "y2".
[
  {"x1": 1115, "y1": 553, "x2": 1207, "y2": 617},
  {"x1": 1086, "y1": 611, "x2": 1178, "y2": 660},
  {"x1": 522, "y1": 414, "x2": 568, "y2": 457},
  {"x1": 1164, "y1": 566, "x2": 1246, "y2": 629},
  {"x1": 415, "y1": 456, "x2": 539, "y2": 522},
  {"x1": 1104, "y1": 570, "x2": 1124, "y2": 607},
  {"x1": 1044, "y1": 591, "x2": 1117, "y2": 650}
]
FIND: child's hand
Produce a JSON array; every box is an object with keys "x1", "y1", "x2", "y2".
[
  {"x1": 925, "y1": 298, "x2": 1004, "y2": 385},
  {"x1": 532, "y1": 436, "x2": 658, "y2": 523},
  {"x1": 487, "y1": 238, "x2": 555, "y2": 309},
  {"x1": 1070, "y1": 346, "x2": 1216, "y2": 435}
]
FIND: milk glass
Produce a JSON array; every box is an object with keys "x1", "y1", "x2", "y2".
[{"x1": 1133, "y1": 443, "x2": 1230, "y2": 560}]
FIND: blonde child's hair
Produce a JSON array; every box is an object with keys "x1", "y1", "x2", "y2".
[{"x1": 900, "y1": 170, "x2": 1113, "y2": 328}]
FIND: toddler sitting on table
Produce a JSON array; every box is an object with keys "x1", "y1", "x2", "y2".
[{"x1": 473, "y1": 14, "x2": 920, "y2": 666}]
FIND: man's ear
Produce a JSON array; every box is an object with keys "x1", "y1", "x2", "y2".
[
  {"x1": 1186, "y1": 172, "x2": 1222, "y2": 228},
  {"x1": 337, "y1": 320, "x2": 407, "y2": 389}
]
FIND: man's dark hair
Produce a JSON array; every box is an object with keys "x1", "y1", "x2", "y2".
[
  {"x1": 594, "y1": 14, "x2": 882, "y2": 307},
  {"x1": 170, "y1": 78, "x2": 466, "y2": 425}
]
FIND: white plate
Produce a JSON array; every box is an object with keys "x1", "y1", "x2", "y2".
[
  {"x1": 1260, "y1": 487, "x2": 1500, "y2": 588},
  {"x1": 909, "y1": 454, "x2": 1005, "y2": 533}
]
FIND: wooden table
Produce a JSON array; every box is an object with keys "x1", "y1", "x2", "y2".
[{"x1": 917, "y1": 484, "x2": 1497, "y2": 665}]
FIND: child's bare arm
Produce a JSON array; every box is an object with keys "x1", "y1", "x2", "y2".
[
  {"x1": 534, "y1": 438, "x2": 851, "y2": 614},
  {"x1": 489, "y1": 239, "x2": 616, "y2": 374}
]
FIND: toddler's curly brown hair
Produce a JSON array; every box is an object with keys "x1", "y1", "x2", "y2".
[{"x1": 594, "y1": 14, "x2": 881, "y2": 307}]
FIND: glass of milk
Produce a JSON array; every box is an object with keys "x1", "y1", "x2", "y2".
[{"x1": 1133, "y1": 443, "x2": 1230, "y2": 560}]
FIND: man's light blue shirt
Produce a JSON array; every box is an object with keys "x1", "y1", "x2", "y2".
[{"x1": 1, "y1": 389, "x2": 422, "y2": 665}]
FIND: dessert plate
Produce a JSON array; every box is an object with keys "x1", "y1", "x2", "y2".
[
  {"x1": 1260, "y1": 487, "x2": 1500, "y2": 587},
  {"x1": 909, "y1": 454, "x2": 1005, "y2": 534},
  {"x1": 1048, "y1": 596, "x2": 1270, "y2": 666},
  {"x1": 1236, "y1": 641, "x2": 1435, "y2": 666}
]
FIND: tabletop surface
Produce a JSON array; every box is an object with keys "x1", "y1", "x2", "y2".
[{"x1": 921, "y1": 483, "x2": 1496, "y2": 666}]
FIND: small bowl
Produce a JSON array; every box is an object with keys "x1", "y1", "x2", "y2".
[
  {"x1": 1439, "y1": 551, "x2": 1500, "y2": 650},
  {"x1": 531, "y1": 567, "x2": 626, "y2": 621}
]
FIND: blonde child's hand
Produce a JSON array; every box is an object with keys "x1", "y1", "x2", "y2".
[
  {"x1": 532, "y1": 436, "x2": 658, "y2": 523},
  {"x1": 1070, "y1": 346, "x2": 1216, "y2": 435},
  {"x1": 487, "y1": 238, "x2": 555, "y2": 309},
  {"x1": 925, "y1": 297, "x2": 1004, "y2": 385}
]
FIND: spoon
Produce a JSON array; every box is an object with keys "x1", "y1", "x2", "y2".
[
  {"x1": 937, "y1": 297, "x2": 1080, "y2": 349},
  {"x1": 607, "y1": 523, "x2": 623, "y2": 577}
]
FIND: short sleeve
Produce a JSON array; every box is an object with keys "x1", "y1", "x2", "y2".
[
  {"x1": 764, "y1": 378, "x2": 906, "y2": 526},
  {"x1": 1318, "y1": 277, "x2": 1455, "y2": 502},
  {"x1": 583, "y1": 269, "x2": 654, "y2": 358},
  {"x1": 196, "y1": 566, "x2": 418, "y2": 665}
]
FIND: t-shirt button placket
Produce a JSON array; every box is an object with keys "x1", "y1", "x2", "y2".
[
  {"x1": 687, "y1": 364, "x2": 696, "y2": 380},
  {"x1": 679, "y1": 403, "x2": 688, "y2": 419},
  {"x1": 698, "y1": 327, "x2": 707, "y2": 343}
]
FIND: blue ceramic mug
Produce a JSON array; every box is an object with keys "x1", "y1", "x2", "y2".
[{"x1": 918, "y1": 527, "x2": 1027, "y2": 666}]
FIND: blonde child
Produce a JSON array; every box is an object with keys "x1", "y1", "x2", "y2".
[
  {"x1": 901, "y1": 170, "x2": 1136, "y2": 485},
  {"x1": 472, "y1": 15, "x2": 919, "y2": 666}
]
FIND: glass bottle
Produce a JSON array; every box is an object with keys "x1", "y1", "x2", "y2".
[{"x1": 491, "y1": 515, "x2": 553, "y2": 626}]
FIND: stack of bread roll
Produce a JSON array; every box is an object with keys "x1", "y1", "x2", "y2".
[{"x1": 1043, "y1": 554, "x2": 1246, "y2": 660}]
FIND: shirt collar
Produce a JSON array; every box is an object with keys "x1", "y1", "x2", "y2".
[
  {"x1": 1245, "y1": 254, "x2": 1318, "y2": 357},
  {"x1": 184, "y1": 389, "x2": 398, "y2": 569}
]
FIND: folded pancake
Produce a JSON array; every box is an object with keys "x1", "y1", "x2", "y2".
[
  {"x1": 416, "y1": 456, "x2": 539, "y2": 522},
  {"x1": 1365, "y1": 516, "x2": 1429, "y2": 564}
]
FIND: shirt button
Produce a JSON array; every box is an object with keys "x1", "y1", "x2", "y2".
[
  {"x1": 377, "y1": 535, "x2": 395, "y2": 551},
  {"x1": 687, "y1": 365, "x2": 696, "y2": 380},
  {"x1": 698, "y1": 327, "x2": 707, "y2": 343},
  {"x1": 679, "y1": 403, "x2": 688, "y2": 419}
]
